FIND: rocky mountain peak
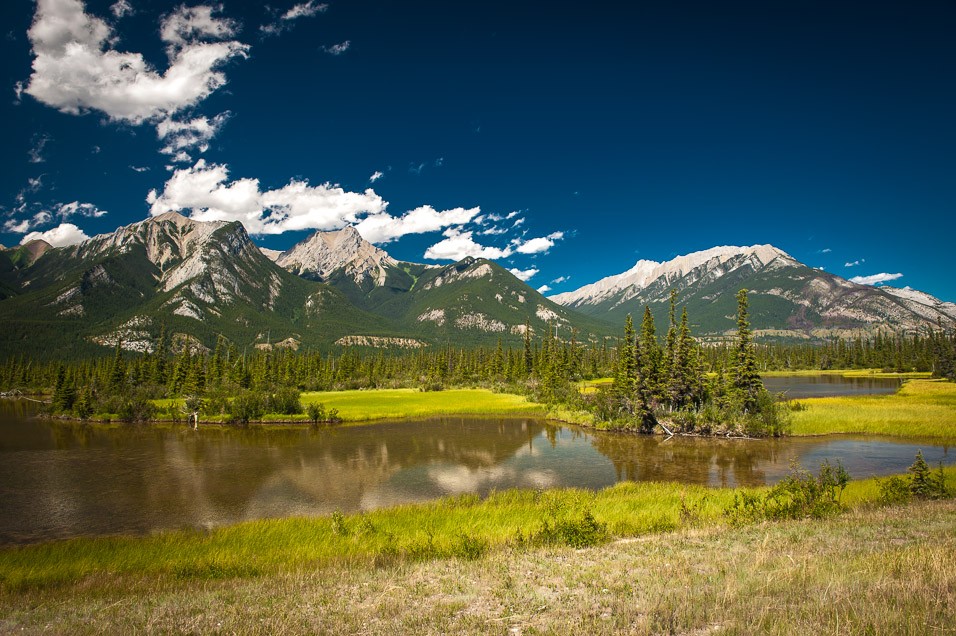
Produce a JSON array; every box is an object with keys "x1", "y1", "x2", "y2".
[
  {"x1": 276, "y1": 226, "x2": 399, "y2": 286},
  {"x1": 549, "y1": 244, "x2": 795, "y2": 307}
]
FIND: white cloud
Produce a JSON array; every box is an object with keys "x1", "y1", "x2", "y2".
[
  {"x1": 20, "y1": 222, "x2": 90, "y2": 247},
  {"x1": 130, "y1": 165, "x2": 149, "y2": 172},
  {"x1": 369, "y1": 170, "x2": 383, "y2": 183},
  {"x1": 147, "y1": 159, "x2": 388, "y2": 235},
  {"x1": 157, "y1": 113, "x2": 229, "y2": 156},
  {"x1": 479, "y1": 225, "x2": 509, "y2": 236},
  {"x1": 850, "y1": 272, "x2": 903, "y2": 286},
  {"x1": 514, "y1": 231, "x2": 563, "y2": 255},
  {"x1": 844, "y1": 260, "x2": 861, "y2": 267},
  {"x1": 3, "y1": 219, "x2": 32, "y2": 233},
  {"x1": 536, "y1": 284, "x2": 551, "y2": 294},
  {"x1": 57, "y1": 201, "x2": 107, "y2": 219},
  {"x1": 159, "y1": 5, "x2": 238, "y2": 53},
  {"x1": 508, "y1": 267, "x2": 538, "y2": 282},
  {"x1": 424, "y1": 229, "x2": 513, "y2": 261},
  {"x1": 24, "y1": 0, "x2": 249, "y2": 124},
  {"x1": 261, "y1": 1, "x2": 328, "y2": 36},
  {"x1": 110, "y1": 0, "x2": 133, "y2": 19},
  {"x1": 819, "y1": 248, "x2": 832, "y2": 254},
  {"x1": 551, "y1": 275, "x2": 569, "y2": 284},
  {"x1": 13, "y1": 81, "x2": 24, "y2": 104},
  {"x1": 355, "y1": 205, "x2": 480, "y2": 244},
  {"x1": 283, "y1": 1, "x2": 328, "y2": 20},
  {"x1": 322, "y1": 40, "x2": 351, "y2": 55},
  {"x1": 29, "y1": 133, "x2": 51, "y2": 163}
]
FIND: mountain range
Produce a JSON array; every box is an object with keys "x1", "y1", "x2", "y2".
[{"x1": 0, "y1": 213, "x2": 952, "y2": 358}]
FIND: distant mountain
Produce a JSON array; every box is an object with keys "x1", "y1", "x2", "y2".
[
  {"x1": 549, "y1": 245, "x2": 956, "y2": 339},
  {"x1": 0, "y1": 214, "x2": 612, "y2": 357}
]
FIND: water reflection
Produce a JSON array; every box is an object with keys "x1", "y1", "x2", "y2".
[{"x1": 0, "y1": 401, "x2": 952, "y2": 545}]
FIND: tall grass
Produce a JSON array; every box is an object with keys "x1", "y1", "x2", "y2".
[
  {"x1": 299, "y1": 388, "x2": 544, "y2": 422},
  {"x1": 2, "y1": 466, "x2": 952, "y2": 591},
  {"x1": 789, "y1": 379, "x2": 956, "y2": 439}
]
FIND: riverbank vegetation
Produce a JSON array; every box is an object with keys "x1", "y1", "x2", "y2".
[
  {"x1": 1, "y1": 288, "x2": 953, "y2": 434},
  {"x1": 1, "y1": 458, "x2": 952, "y2": 633}
]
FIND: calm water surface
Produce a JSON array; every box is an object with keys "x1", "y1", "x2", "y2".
[
  {"x1": 762, "y1": 375, "x2": 902, "y2": 399},
  {"x1": 0, "y1": 395, "x2": 951, "y2": 545}
]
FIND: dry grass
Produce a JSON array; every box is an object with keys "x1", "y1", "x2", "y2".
[{"x1": 1, "y1": 500, "x2": 953, "y2": 635}]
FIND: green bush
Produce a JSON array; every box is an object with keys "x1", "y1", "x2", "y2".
[
  {"x1": 228, "y1": 390, "x2": 265, "y2": 423},
  {"x1": 269, "y1": 387, "x2": 302, "y2": 415},
  {"x1": 727, "y1": 460, "x2": 849, "y2": 524}
]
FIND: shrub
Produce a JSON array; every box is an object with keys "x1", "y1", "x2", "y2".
[
  {"x1": 726, "y1": 460, "x2": 849, "y2": 524},
  {"x1": 908, "y1": 451, "x2": 949, "y2": 500},
  {"x1": 269, "y1": 387, "x2": 302, "y2": 415},
  {"x1": 228, "y1": 390, "x2": 265, "y2": 423},
  {"x1": 306, "y1": 402, "x2": 326, "y2": 424}
]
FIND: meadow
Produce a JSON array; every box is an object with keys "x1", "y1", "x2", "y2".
[{"x1": 789, "y1": 379, "x2": 956, "y2": 439}]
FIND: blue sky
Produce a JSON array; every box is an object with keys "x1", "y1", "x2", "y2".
[{"x1": 2, "y1": 0, "x2": 954, "y2": 300}]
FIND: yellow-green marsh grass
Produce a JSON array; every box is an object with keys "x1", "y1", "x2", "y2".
[
  {"x1": 155, "y1": 388, "x2": 545, "y2": 423},
  {"x1": 2, "y1": 466, "x2": 952, "y2": 593},
  {"x1": 789, "y1": 379, "x2": 956, "y2": 439},
  {"x1": 301, "y1": 388, "x2": 544, "y2": 421}
]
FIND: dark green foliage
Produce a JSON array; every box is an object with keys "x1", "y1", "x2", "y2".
[
  {"x1": 731, "y1": 289, "x2": 762, "y2": 411},
  {"x1": 306, "y1": 402, "x2": 325, "y2": 424},
  {"x1": 532, "y1": 510, "x2": 607, "y2": 548},
  {"x1": 269, "y1": 387, "x2": 302, "y2": 415},
  {"x1": 727, "y1": 460, "x2": 850, "y2": 524},
  {"x1": 879, "y1": 451, "x2": 950, "y2": 504},
  {"x1": 228, "y1": 390, "x2": 266, "y2": 423},
  {"x1": 908, "y1": 451, "x2": 949, "y2": 499}
]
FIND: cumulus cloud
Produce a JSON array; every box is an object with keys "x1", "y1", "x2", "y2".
[
  {"x1": 20, "y1": 222, "x2": 90, "y2": 247},
  {"x1": 536, "y1": 284, "x2": 551, "y2": 294},
  {"x1": 157, "y1": 112, "x2": 229, "y2": 158},
  {"x1": 844, "y1": 259, "x2": 864, "y2": 267},
  {"x1": 261, "y1": 1, "x2": 328, "y2": 36},
  {"x1": 551, "y1": 275, "x2": 569, "y2": 284},
  {"x1": 147, "y1": 159, "x2": 388, "y2": 235},
  {"x1": 508, "y1": 267, "x2": 538, "y2": 282},
  {"x1": 322, "y1": 40, "x2": 350, "y2": 55},
  {"x1": 369, "y1": 170, "x2": 383, "y2": 183},
  {"x1": 3, "y1": 219, "x2": 32, "y2": 233},
  {"x1": 850, "y1": 272, "x2": 903, "y2": 286},
  {"x1": 514, "y1": 231, "x2": 564, "y2": 255},
  {"x1": 24, "y1": 0, "x2": 249, "y2": 124},
  {"x1": 355, "y1": 205, "x2": 480, "y2": 244},
  {"x1": 423, "y1": 229, "x2": 513, "y2": 261}
]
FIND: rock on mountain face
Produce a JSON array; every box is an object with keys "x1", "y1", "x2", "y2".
[
  {"x1": 549, "y1": 245, "x2": 956, "y2": 338},
  {"x1": 276, "y1": 226, "x2": 398, "y2": 286},
  {"x1": 0, "y1": 212, "x2": 392, "y2": 356}
]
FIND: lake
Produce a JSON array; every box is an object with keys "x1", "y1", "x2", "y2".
[
  {"x1": 0, "y1": 394, "x2": 952, "y2": 545},
  {"x1": 761, "y1": 374, "x2": 902, "y2": 399}
]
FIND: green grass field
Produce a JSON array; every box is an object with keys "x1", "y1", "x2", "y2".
[
  {"x1": 300, "y1": 388, "x2": 544, "y2": 422},
  {"x1": 789, "y1": 379, "x2": 956, "y2": 439}
]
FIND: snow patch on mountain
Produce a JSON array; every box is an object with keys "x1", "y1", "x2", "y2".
[{"x1": 549, "y1": 245, "x2": 794, "y2": 307}]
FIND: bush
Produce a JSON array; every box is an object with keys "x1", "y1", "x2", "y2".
[
  {"x1": 532, "y1": 509, "x2": 607, "y2": 548},
  {"x1": 269, "y1": 387, "x2": 302, "y2": 415},
  {"x1": 306, "y1": 402, "x2": 326, "y2": 424},
  {"x1": 908, "y1": 451, "x2": 949, "y2": 500},
  {"x1": 878, "y1": 475, "x2": 912, "y2": 506},
  {"x1": 228, "y1": 390, "x2": 265, "y2": 423},
  {"x1": 726, "y1": 460, "x2": 849, "y2": 524}
]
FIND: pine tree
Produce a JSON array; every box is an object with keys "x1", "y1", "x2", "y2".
[
  {"x1": 639, "y1": 306, "x2": 661, "y2": 404},
  {"x1": 612, "y1": 314, "x2": 638, "y2": 412},
  {"x1": 732, "y1": 289, "x2": 762, "y2": 411}
]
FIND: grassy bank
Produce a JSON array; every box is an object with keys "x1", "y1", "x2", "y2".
[
  {"x1": 152, "y1": 388, "x2": 545, "y2": 424},
  {"x1": 789, "y1": 379, "x2": 956, "y2": 439},
  {"x1": 1, "y1": 496, "x2": 953, "y2": 634},
  {"x1": 299, "y1": 388, "x2": 543, "y2": 422},
  {"x1": 2, "y1": 465, "x2": 953, "y2": 593}
]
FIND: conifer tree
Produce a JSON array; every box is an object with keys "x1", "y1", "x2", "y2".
[
  {"x1": 731, "y1": 289, "x2": 762, "y2": 411},
  {"x1": 639, "y1": 306, "x2": 661, "y2": 403},
  {"x1": 612, "y1": 314, "x2": 638, "y2": 412}
]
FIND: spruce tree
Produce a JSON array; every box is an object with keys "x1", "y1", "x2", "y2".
[
  {"x1": 732, "y1": 289, "x2": 762, "y2": 411},
  {"x1": 612, "y1": 314, "x2": 638, "y2": 412}
]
